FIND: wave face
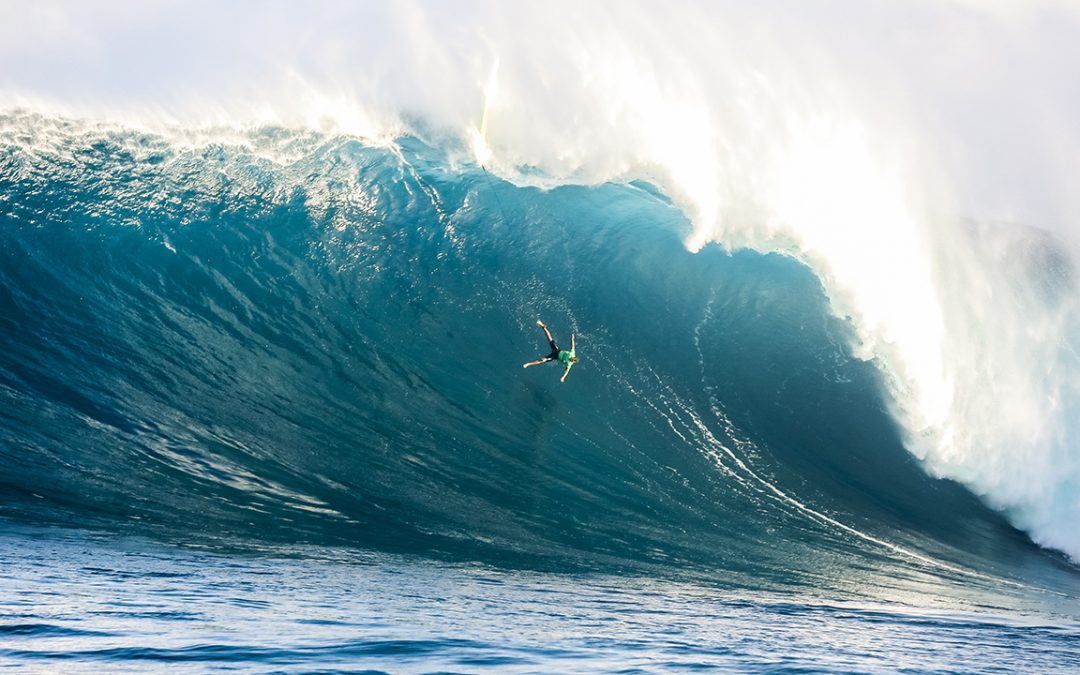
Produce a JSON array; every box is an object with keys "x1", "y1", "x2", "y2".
[
  {"x1": 1, "y1": 113, "x2": 1077, "y2": 606},
  {"x1": 4, "y1": 2, "x2": 1080, "y2": 568}
]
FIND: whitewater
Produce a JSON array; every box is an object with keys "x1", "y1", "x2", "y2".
[{"x1": 2, "y1": 1, "x2": 1079, "y2": 671}]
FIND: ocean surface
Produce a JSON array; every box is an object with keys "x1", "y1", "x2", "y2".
[
  {"x1": 1, "y1": 110, "x2": 1079, "y2": 672},
  {"x1": 3, "y1": 524, "x2": 1078, "y2": 674}
]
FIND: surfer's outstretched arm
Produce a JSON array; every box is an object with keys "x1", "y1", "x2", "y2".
[
  {"x1": 523, "y1": 357, "x2": 553, "y2": 368},
  {"x1": 560, "y1": 334, "x2": 576, "y2": 382}
]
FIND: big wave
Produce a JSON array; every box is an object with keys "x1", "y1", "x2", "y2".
[
  {"x1": 1, "y1": 113, "x2": 1077, "y2": 606},
  {"x1": 1, "y1": 1, "x2": 1079, "y2": 593}
]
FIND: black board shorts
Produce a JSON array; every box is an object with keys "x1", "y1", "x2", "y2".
[{"x1": 547, "y1": 340, "x2": 560, "y2": 360}]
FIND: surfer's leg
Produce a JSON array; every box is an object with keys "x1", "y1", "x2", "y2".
[
  {"x1": 538, "y1": 321, "x2": 555, "y2": 344},
  {"x1": 523, "y1": 357, "x2": 553, "y2": 368}
]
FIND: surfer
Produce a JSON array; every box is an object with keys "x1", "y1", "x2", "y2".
[{"x1": 523, "y1": 320, "x2": 579, "y2": 382}]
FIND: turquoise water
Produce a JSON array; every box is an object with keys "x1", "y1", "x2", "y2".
[{"x1": 1, "y1": 113, "x2": 1078, "y2": 671}]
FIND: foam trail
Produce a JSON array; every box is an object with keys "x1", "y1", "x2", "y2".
[{"x1": 2, "y1": 0, "x2": 1079, "y2": 560}]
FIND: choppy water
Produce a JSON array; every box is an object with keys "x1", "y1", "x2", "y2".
[{"x1": 1, "y1": 526, "x2": 1076, "y2": 674}]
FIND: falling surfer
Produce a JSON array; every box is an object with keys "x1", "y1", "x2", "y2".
[{"x1": 523, "y1": 320, "x2": 579, "y2": 382}]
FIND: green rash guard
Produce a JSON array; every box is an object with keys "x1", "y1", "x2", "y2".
[{"x1": 558, "y1": 348, "x2": 576, "y2": 369}]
